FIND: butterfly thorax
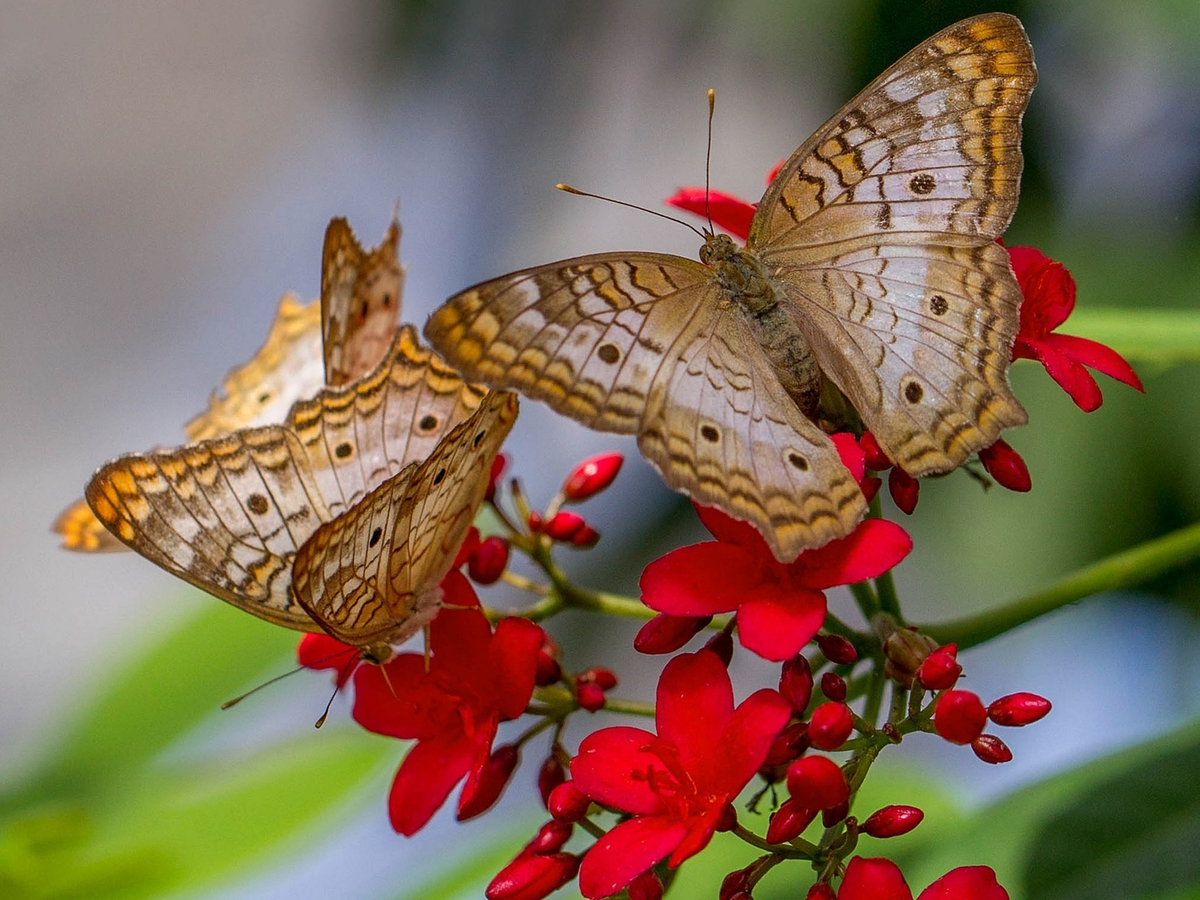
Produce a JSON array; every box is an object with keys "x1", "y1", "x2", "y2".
[{"x1": 700, "y1": 233, "x2": 822, "y2": 419}]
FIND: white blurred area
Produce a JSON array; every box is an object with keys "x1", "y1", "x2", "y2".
[{"x1": 2, "y1": 2, "x2": 1199, "y2": 898}]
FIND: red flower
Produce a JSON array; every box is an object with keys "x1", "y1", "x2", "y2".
[
  {"x1": 350, "y1": 571, "x2": 544, "y2": 835},
  {"x1": 664, "y1": 187, "x2": 757, "y2": 240},
  {"x1": 836, "y1": 858, "x2": 1009, "y2": 900},
  {"x1": 640, "y1": 504, "x2": 910, "y2": 662},
  {"x1": 297, "y1": 632, "x2": 362, "y2": 689},
  {"x1": 570, "y1": 650, "x2": 792, "y2": 899},
  {"x1": 1008, "y1": 245, "x2": 1142, "y2": 411}
]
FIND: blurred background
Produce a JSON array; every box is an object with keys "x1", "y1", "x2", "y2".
[{"x1": 2, "y1": 1, "x2": 1199, "y2": 898}]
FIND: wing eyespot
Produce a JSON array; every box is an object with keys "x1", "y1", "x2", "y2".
[
  {"x1": 369, "y1": 527, "x2": 382, "y2": 548},
  {"x1": 597, "y1": 343, "x2": 620, "y2": 364},
  {"x1": 247, "y1": 494, "x2": 269, "y2": 515},
  {"x1": 335, "y1": 441, "x2": 354, "y2": 459},
  {"x1": 433, "y1": 467, "x2": 447, "y2": 485},
  {"x1": 700, "y1": 424, "x2": 720, "y2": 443},
  {"x1": 787, "y1": 452, "x2": 809, "y2": 471},
  {"x1": 419, "y1": 414, "x2": 438, "y2": 431},
  {"x1": 903, "y1": 381, "x2": 924, "y2": 404},
  {"x1": 929, "y1": 295, "x2": 949, "y2": 316},
  {"x1": 909, "y1": 173, "x2": 936, "y2": 195}
]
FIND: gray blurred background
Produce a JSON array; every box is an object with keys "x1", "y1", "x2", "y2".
[{"x1": 3, "y1": 1, "x2": 1200, "y2": 897}]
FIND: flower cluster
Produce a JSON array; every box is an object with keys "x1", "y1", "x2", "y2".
[{"x1": 287, "y1": 168, "x2": 1137, "y2": 900}]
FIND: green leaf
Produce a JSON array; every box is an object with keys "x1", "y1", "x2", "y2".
[
  {"x1": 1067, "y1": 308, "x2": 1200, "y2": 366},
  {"x1": 9, "y1": 598, "x2": 298, "y2": 807},
  {"x1": 1023, "y1": 728, "x2": 1200, "y2": 900}
]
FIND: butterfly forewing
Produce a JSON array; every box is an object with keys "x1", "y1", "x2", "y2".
[
  {"x1": 292, "y1": 390, "x2": 519, "y2": 647},
  {"x1": 321, "y1": 216, "x2": 405, "y2": 387},
  {"x1": 85, "y1": 427, "x2": 329, "y2": 630},
  {"x1": 751, "y1": 13, "x2": 1034, "y2": 472}
]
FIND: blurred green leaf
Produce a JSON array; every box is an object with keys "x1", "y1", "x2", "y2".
[
  {"x1": 1068, "y1": 309, "x2": 1200, "y2": 366},
  {"x1": 1023, "y1": 727, "x2": 1200, "y2": 900}
]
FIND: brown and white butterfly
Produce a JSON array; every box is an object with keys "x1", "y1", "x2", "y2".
[
  {"x1": 86, "y1": 325, "x2": 517, "y2": 655},
  {"x1": 426, "y1": 13, "x2": 1035, "y2": 562},
  {"x1": 55, "y1": 216, "x2": 403, "y2": 551}
]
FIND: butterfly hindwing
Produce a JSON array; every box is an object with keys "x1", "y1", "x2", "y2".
[
  {"x1": 292, "y1": 391, "x2": 519, "y2": 647},
  {"x1": 752, "y1": 13, "x2": 1034, "y2": 472}
]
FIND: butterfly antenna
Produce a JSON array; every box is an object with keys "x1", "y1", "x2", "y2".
[
  {"x1": 705, "y1": 88, "x2": 715, "y2": 233},
  {"x1": 220, "y1": 662, "x2": 311, "y2": 710},
  {"x1": 556, "y1": 184, "x2": 707, "y2": 241}
]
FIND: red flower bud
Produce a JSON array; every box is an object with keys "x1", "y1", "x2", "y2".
[
  {"x1": 628, "y1": 871, "x2": 664, "y2": 900},
  {"x1": 537, "y1": 754, "x2": 566, "y2": 806},
  {"x1": 547, "y1": 781, "x2": 591, "y2": 822},
  {"x1": 786, "y1": 755, "x2": 849, "y2": 810},
  {"x1": 485, "y1": 453, "x2": 508, "y2": 504},
  {"x1": 883, "y1": 627, "x2": 938, "y2": 687},
  {"x1": 988, "y1": 692, "x2": 1051, "y2": 727},
  {"x1": 486, "y1": 852, "x2": 578, "y2": 900},
  {"x1": 934, "y1": 690, "x2": 988, "y2": 745},
  {"x1": 979, "y1": 438, "x2": 1031, "y2": 492},
  {"x1": 454, "y1": 526, "x2": 482, "y2": 568},
  {"x1": 561, "y1": 452, "x2": 624, "y2": 501},
  {"x1": 763, "y1": 721, "x2": 809, "y2": 768},
  {"x1": 570, "y1": 524, "x2": 601, "y2": 548},
  {"x1": 705, "y1": 629, "x2": 734, "y2": 666},
  {"x1": 972, "y1": 734, "x2": 1014, "y2": 764},
  {"x1": 525, "y1": 819, "x2": 573, "y2": 855},
  {"x1": 535, "y1": 651, "x2": 562, "y2": 688},
  {"x1": 860, "y1": 474, "x2": 882, "y2": 503},
  {"x1": 720, "y1": 868, "x2": 751, "y2": 900},
  {"x1": 780, "y1": 654, "x2": 814, "y2": 711},
  {"x1": 459, "y1": 744, "x2": 520, "y2": 820},
  {"x1": 634, "y1": 613, "x2": 711, "y2": 654},
  {"x1": 767, "y1": 796, "x2": 817, "y2": 843},
  {"x1": 861, "y1": 804, "x2": 924, "y2": 838},
  {"x1": 806, "y1": 884, "x2": 836, "y2": 900},
  {"x1": 916, "y1": 644, "x2": 962, "y2": 691},
  {"x1": 543, "y1": 511, "x2": 587, "y2": 542},
  {"x1": 822, "y1": 800, "x2": 849, "y2": 828},
  {"x1": 859, "y1": 431, "x2": 893, "y2": 471},
  {"x1": 580, "y1": 666, "x2": 617, "y2": 691},
  {"x1": 888, "y1": 467, "x2": 920, "y2": 514},
  {"x1": 808, "y1": 702, "x2": 854, "y2": 750},
  {"x1": 468, "y1": 535, "x2": 510, "y2": 585},
  {"x1": 527, "y1": 510, "x2": 543, "y2": 532},
  {"x1": 575, "y1": 681, "x2": 606, "y2": 712},
  {"x1": 820, "y1": 672, "x2": 847, "y2": 703},
  {"x1": 816, "y1": 633, "x2": 858, "y2": 665}
]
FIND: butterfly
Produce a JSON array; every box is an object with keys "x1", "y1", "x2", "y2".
[
  {"x1": 85, "y1": 325, "x2": 517, "y2": 655},
  {"x1": 425, "y1": 13, "x2": 1036, "y2": 562},
  {"x1": 55, "y1": 215, "x2": 403, "y2": 551}
]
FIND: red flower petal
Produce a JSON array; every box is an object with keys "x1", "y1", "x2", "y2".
[
  {"x1": 578, "y1": 815, "x2": 690, "y2": 900},
  {"x1": 1023, "y1": 338, "x2": 1104, "y2": 411},
  {"x1": 387, "y1": 731, "x2": 479, "y2": 835},
  {"x1": 640, "y1": 541, "x2": 765, "y2": 616},
  {"x1": 1009, "y1": 245, "x2": 1075, "y2": 333},
  {"x1": 916, "y1": 866, "x2": 1008, "y2": 900},
  {"x1": 838, "y1": 857, "x2": 913, "y2": 900},
  {"x1": 694, "y1": 503, "x2": 767, "y2": 550},
  {"x1": 352, "y1": 655, "x2": 447, "y2": 739},
  {"x1": 707, "y1": 688, "x2": 793, "y2": 795},
  {"x1": 1037, "y1": 332, "x2": 1144, "y2": 391},
  {"x1": 571, "y1": 726, "x2": 666, "y2": 816},
  {"x1": 489, "y1": 616, "x2": 546, "y2": 720},
  {"x1": 663, "y1": 188, "x2": 756, "y2": 241},
  {"x1": 634, "y1": 612, "x2": 711, "y2": 654},
  {"x1": 297, "y1": 633, "x2": 357, "y2": 670},
  {"x1": 736, "y1": 584, "x2": 828, "y2": 661},
  {"x1": 459, "y1": 742, "x2": 519, "y2": 820},
  {"x1": 830, "y1": 432, "x2": 866, "y2": 483},
  {"x1": 656, "y1": 651, "x2": 734, "y2": 767},
  {"x1": 668, "y1": 804, "x2": 726, "y2": 867},
  {"x1": 790, "y1": 519, "x2": 912, "y2": 590},
  {"x1": 487, "y1": 852, "x2": 579, "y2": 900}
]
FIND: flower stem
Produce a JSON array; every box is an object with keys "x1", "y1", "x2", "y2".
[
  {"x1": 921, "y1": 521, "x2": 1200, "y2": 648},
  {"x1": 599, "y1": 697, "x2": 656, "y2": 718}
]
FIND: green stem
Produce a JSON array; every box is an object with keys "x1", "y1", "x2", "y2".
[
  {"x1": 599, "y1": 697, "x2": 656, "y2": 718},
  {"x1": 921, "y1": 521, "x2": 1200, "y2": 648},
  {"x1": 874, "y1": 569, "x2": 902, "y2": 620},
  {"x1": 848, "y1": 581, "x2": 878, "y2": 620}
]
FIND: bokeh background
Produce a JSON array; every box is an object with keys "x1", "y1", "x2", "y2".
[{"x1": 3, "y1": 1, "x2": 1199, "y2": 898}]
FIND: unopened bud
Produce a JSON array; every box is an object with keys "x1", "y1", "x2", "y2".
[
  {"x1": 972, "y1": 733, "x2": 1013, "y2": 764},
  {"x1": 486, "y1": 852, "x2": 578, "y2": 900},
  {"x1": 537, "y1": 754, "x2": 566, "y2": 806},
  {"x1": 543, "y1": 511, "x2": 586, "y2": 542},
  {"x1": 820, "y1": 672, "x2": 846, "y2": 703},
  {"x1": 634, "y1": 613, "x2": 711, "y2": 655},
  {"x1": 485, "y1": 453, "x2": 507, "y2": 504},
  {"x1": 766, "y1": 796, "x2": 817, "y2": 844},
  {"x1": 859, "y1": 431, "x2": 892, "y2": 471},
  {"x1": 526, "y1": 819, "x2": 573, "y2": 855},
  {"x1": 808, "y1": 702, "x2": 854, "y2": 750},
  {"x1": 988, "y1": 692, "x2": 1051, "y2": 727},
  {"x1": 916, "y1": 644, "x2": 962, "y2": 691},
  {"x1": 979, "y1": 439, "x2": 1031, "y2": 492},
  {"x1": 786, "y1": 755, "x2": 849, "y2": 810},
  {"x1": 933, "y1": 690, "x2": 987, "y2": 745},
  {"x1": 816, "y1": 633, "x2": 858, "y2": 664},
  {"x1": 575, "y1": 681, "x2": 606, "y2": 712},
  {"x1": 705, "y1": 629, "x2": 734, "y2": 666},
  {"x1": 459, "y1": 744, "x2": 519, "y2": 820},
  {"x1": 468, "y1": 535, "x2": 510, "y2": 585},
  {"x1": 883, "y1": 627, "x2": 938, "y2": 687},
  {"x1": 780, "y1": 654, "x2": 814, "y2": 711},
  {"x1": 806, "y1": 884, "x2": 836, "y2": 900},
  {"x1": 628, "y1": 871, "x2": 664, "y2": 900},
  {"x1": 862, "y1": 804, "x2": 924, "y2": 838},
  {"x1": 547, "y1": 781, "x2": 591, "y2": 822},
  {"x1": 888, "y1": 467, "x2": 920, "y2": 514},
  {"x1": 561, "y1": 452, "x2": 624, "y2": 501}
]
